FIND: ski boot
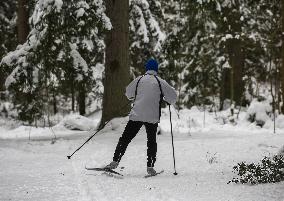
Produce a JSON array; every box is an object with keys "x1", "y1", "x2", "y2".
[
  {"x1": 104, "y1": 161, "x2": 119, "y2": 169},
  {"x1": 147, "y1": 167, "x2": 157, "y2": 176}
]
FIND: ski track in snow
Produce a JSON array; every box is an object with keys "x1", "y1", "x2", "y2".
[
  {"x1": 70, "y1": 152, "x2": 93, "y2": 201},
  {"x1": 71, "y1": 159, "x2": 107, "y2": 201},
  {"x1": 73, "y1": 131, "x2": 284, "y2": 201},
  {"x1": 68, "y1": 137, "x2": 181, "y2": 201},
  {"x1": 0, "y1": 139, "x2": 80, "y2": 201},
  {"x1": 1, "y1": 128, "x2": 284, "y2": 201}
]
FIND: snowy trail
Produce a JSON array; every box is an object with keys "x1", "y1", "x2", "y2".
[
  {"x1": 1, "y1": 128, "x2": 284, "y2": 201},
  {"x1": 71, "y1": 130, "x2": 284, "y2": 201},
  {"x1": 70, "y1": 159, "x2": 109, "y2": 201},
  {"x1": 0, "y1": 139, "x2": 80, "y2": 201}
]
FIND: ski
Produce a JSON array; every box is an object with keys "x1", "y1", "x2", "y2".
[
  {"x1": 144, "y1": 170, "x2": 164, "y2": 178},
  {"x1": 85, "y1": 166, "x2": 123, "y2": 176},
  {"x1": 85, "y1": 166, "x2": 163, "y2": 178}
]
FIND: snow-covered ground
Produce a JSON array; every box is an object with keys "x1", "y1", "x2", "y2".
[{"x1": 1, "y1": 108, "x2": 284, "y2": 201}]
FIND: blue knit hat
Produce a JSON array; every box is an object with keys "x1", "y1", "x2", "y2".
[{"x1": 145, "y1": 59, "x2": 158, "y2": 72}]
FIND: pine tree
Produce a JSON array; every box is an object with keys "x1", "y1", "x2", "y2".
[
  {"x1": 281, "y1": 0, "x2": 284, "y2": 113},
  {"x1": 100, "y1": 0, "x2": 165, "y2": 126},
  {"x1": 159, "y1": 0, "x2": 282, "y2": 111},
  {"x1": 17, "y1": 0, "x2": 29, "y2": 44},
  {"x1": 161, "y1": 0, "x2": 221, "y2": 108},
  {"x1": 1, "y1": 0, "x2": 111, "y2": 122},
  {"x1": 0, "y1": 1, "x2": 17, "y2": 93},
  {"x1": 129, "y1": 0, "x2": 165, "y2": 75}
]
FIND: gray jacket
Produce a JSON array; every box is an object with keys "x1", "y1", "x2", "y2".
[{"x1": 125, "y1": 70, "x2": 177, "y2": 123}]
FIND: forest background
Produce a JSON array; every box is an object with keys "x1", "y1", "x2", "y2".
[{"x1": 1, "y1": 0, "x2": 284, "y2": 129}]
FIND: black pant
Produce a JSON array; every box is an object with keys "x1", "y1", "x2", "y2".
[{"x1": 113, "y1": 120, "x2": 158, "y2": 167}]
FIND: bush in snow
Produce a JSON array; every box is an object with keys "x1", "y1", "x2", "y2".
[
  {"x1": 279, "y1": 146, "x2": 284, "y2": 156},
  {"x1": 0, "y1": 101, "x2": 17, "y2": 118},
  {"x1": 246, "y1": 99, "x2": 272, "y2": 127},
  {"x1": 229, "y1": 155, "x2": 284, "y2": 185},
  {"x1": 58, "y1": 114, "x2": 96, "y2": 131},
  {"x1": 276, "y1": 115, "x2": 284, "y2": 129}
]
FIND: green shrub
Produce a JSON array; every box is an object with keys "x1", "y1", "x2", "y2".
[{"x1": 229, "y1": 155, "x2": 284, "y2": 185}]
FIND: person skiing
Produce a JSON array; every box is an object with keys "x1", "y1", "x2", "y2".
[{"x1": 105, "y1": 59, "x2": 177, "y2": 175}]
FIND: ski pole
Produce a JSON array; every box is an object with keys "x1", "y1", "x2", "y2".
[
  {"x1": 67, "y1": 126, "x2": 105, "y2": 159},
  {"x1": 67, "y1": 101, "x2": 130, "y2": 159},
  {"x1": 169, "y1": 104, "x2": 178, "y2": 175}
]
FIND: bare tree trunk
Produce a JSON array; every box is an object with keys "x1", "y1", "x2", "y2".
[
  {"x1": 281, "y1": 0, "x2": 284, "y2": 113},
  {"x1": 0, "y1": 69, "x2": 5, "y2": 93},
  {"x1": 78, "y1": 82, "x2": 86, "y2": 116},
  {"x1": 227, "y1": 38, "x2": 244, "y2": 106},
  {"x1": 71, "y1": 82, "x2": 75, "y2": 112},
  {"x1": 269, "y1": 53, "x2": 276, "y2": 133},
  {"x1": 220, "y1": 0, "x2": 244, "y2": 109},
  {"x1": 220, "y1": 68, "x2": 231, "y2": 110},
  {"x1": 100, "y1": 0, "x2": 130, "y2": 127},
  {"x1": 17, "y1": 0, "x2": 29, "y2": 44},
  {"x1": 53, "y1": 91, "x2": 57, "y2": 115}
]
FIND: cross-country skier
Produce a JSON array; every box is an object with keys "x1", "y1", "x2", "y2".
[{"x1": 105, "y1": 59, "x2": 177, "y2": 176}]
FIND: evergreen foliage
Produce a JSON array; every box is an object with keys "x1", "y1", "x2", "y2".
[
  {"x1": 129, "y1": 0, "x2": 165, "y2": 76},
  {"x1": 1, "y1": 0, "x2": 284, "y2": 122},
  {"x1": 229, "y1": 155, "x2": 284, "y2": 185},
  {"x1": 1, "y1": 0, "x2": 111, "y2": 122},
  {"x1": 0, "y1": 1, "x2": 17, "y2": 59},
  {"x1": 0, "y1": 1, "x2": 17, "y2": 94},
  {"x1": 158, "y1": 0, "x2": 282, "y2": 109}
]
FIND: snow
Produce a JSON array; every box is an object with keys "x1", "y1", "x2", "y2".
[
  {"x1": 37, "y1": 0, "x2": 63, "y2": 13},
  {"x1": 76, "y1": 8, "x2": 86, "y2": 18},
  {"x1": 82, "y1": 39, "x2": 94, "y2": 51},
  {"x1": 246, "y1": 99, "x2": 272, "y2": 127},
  {"x1": 130, "y1": 0, "x2": 166, "y2": 52},
  {"x1": 276, "y1": 115, "x2": 284, "y2": 129},
  {"x1": 54, "y1": 0, "x2": 63, "y2": 11},
  {"x1": 69, "y1": 43, "x2": 89, "y2": 81},
  {"x1": 93, "y1": 0, "x2": 112, "y2": 31},
  {"x1": 133, "y1": 4, "x2": 150, "y2": 43},
  {"x1": 221, "y1": 34, "x2": 234, "y2": 42},
  {"x1": 56, "y1": 114, "x2": 98, "y2": 131},
  {"x1": 1, "y1": 108, "x2": 284, "y2": 201},
  {"x1": 222, "y1": 60, "x2": 230, "y2": 68},
  {"x1": 4, "y1": 66, "x2": 18, "y2": 88}
]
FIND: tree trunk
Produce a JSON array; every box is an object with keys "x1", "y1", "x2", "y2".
[
  {"x1": 53, "y1": 91, "x2": 57, "y2": 115},
  {"x1": 227, "y1": 38, "x2": 244, "y2": 106},
  {"x1": 220, "y1": 68, "x2": 231, "y2": 110},
  {"x1": 78, "y1": 82, "x2": 86, "y2": 116},
  {"x1": 220, "y1": 0, "x2": 244, "y2": 109},
  {"x1": 220, "y1": 42, "x2": 244, "y2": 108},
  {"x1": 100, "y1": 0, "x2": 130, "y2": 127},
  {"x1": 17, "y1": 0, "x2": 29, "y2": 44},
  {"x1": 71, "y1": 82, "x2": 75, "y2": 112},
  {"x1": 0, "y1": 69, "x2": 5, "y2": 93},
  {"x1": 281, "y1": 0, "x2": 284, "y2": 113}
]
